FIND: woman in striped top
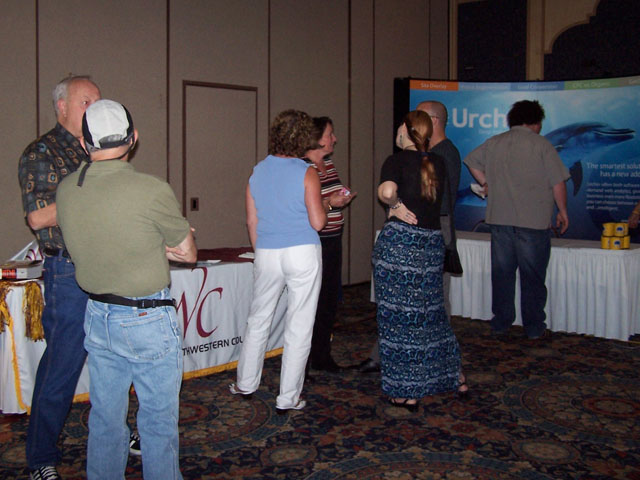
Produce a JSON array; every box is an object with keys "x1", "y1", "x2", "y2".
[{"x1": 305, "y1": 117, "x2": 356, "y2": 372}]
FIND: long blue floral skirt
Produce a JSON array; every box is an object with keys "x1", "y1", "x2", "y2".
[{"x1": 372, "y1": 221, "x2": 461, "y2": 399}]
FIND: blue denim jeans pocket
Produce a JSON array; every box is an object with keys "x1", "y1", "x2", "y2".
[
  {"x1": 120, "y1": 310, "x2": 173, "y2": 360},
  {"x1": 85, "y1": 301, "x2": 176, "y2": 362}
]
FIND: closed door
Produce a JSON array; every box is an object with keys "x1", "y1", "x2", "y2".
[{"x1": 184, "y1": 83, "x2": 257, "y2": 248}]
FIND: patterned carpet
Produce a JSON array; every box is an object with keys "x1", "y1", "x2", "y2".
[{"x1": 2, "y1": 283, "x2": 639, "y2": 479}]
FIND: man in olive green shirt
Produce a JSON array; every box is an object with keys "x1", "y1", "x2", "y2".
[{"x1": 57, "y1": 99, "x2": 196, "y2": 479}]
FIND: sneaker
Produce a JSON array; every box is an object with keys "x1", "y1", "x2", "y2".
[
  {"x1": 276, "y1": 399, "x2": 306, "y2": 415},
  {"x1": 30, "y1": 466, "x2": 60, "y2": 480},
  {"x1": 129, "y1": 432, "x2": 141, "y2": 456},
  {"x1": 229, "y1": 383, "x2": 253, "y2": 400}
]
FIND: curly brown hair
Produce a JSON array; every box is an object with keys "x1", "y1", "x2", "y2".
[{"x1": 268, "y1": 109, "x2": 316, "y2": 157}]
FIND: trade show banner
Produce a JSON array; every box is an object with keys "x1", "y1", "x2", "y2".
[
  {"x1": 172, "y1": 263, "x2": 286, "y2": 377},
  {"x1": 395, "y1": 76, "x2": 640, "y2": 241}
]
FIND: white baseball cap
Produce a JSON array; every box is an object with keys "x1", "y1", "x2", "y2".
[{"x1": 81, "y1": 99, "x2": 134, "y2": 152}]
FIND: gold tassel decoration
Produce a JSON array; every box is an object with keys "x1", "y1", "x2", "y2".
[
  {"x1": 23, "y1": 281, "x2": 44, "y2": 341},
  {"x1": 0, "y1": 281, "x2": 11, "y2": 334}
]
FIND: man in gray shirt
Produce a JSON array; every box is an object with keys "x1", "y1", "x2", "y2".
[{"x1": 464, "y1": 100, "x2": 569, "y2": 339}]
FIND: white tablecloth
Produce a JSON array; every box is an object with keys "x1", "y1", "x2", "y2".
[
  {"x1": 0, "y1": 281, "x2": 47, "y2": 414},
  {"x1": 0, "y1": 261, "x2": 286, "y2": 414},
  {"x1": 450, "y1": 231, "x2": 640, "y2": 341}
]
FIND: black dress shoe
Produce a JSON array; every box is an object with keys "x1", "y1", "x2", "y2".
[
  {"x1": 526, "y1": 329, "x2": 551, "y2": 341},
  {"x1": 357, "y1": 358, "x2": 381, "y2": 373},
  {"x1": 490, "y1": 328, "x2": 510, "y2": 338},
  {"x1": 312, "y1": 357, "x2": 344, "y2": 373}
]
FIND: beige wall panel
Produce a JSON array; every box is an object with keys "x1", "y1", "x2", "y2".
[
  {"x1": 169, "y1": 0, "x2": 270, "y2": 207},
  {"x1": 184, "y1": 86, "x2": 256, "y2": 248},
  {"x1": 0, "y1": 2, "x2": 37, "y2": 260},
  {"x1": 348, "y1": 0, "x2": 376, "y2": 284},
  {"x1": 429, "y1": 0, "x2": 450, "y2": 79},
  {"x1": 270, "y1": 1, "x2": 349, "y2": 118},
  {"x1": 38, "y1": 0, "x2": 166, "y2": 179},
  {"x1": 373, "y1": 0, "x2": 431, "y2": 232}
]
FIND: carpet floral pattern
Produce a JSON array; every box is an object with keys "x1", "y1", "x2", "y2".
[{"x1": 1, "y1": 283, "x2": 639, "y2": 479}]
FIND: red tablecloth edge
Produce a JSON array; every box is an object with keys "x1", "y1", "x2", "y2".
[{"x1": 197, "y1": 247, "x2": 254, "y2": 263}]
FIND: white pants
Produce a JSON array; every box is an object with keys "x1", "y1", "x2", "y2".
[{"x1": 236, "y1": 244, "x2": 322, "y2": 408}]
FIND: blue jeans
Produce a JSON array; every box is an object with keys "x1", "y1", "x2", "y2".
[
  {"x1": 490, "y1": 225, "x2": 551, "y2": 338},
  {"x1": 84, "y1": 288, "x2": 183, "y2": 480},
  {"x1": 27, "y1": 253, "x2": 88, "y2": 469}
]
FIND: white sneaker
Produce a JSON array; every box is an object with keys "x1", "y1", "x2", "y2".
[
  {"x1": 30, "y1": 466, "x2": 60, "y2": 480},
  {"x1": 229, "y1": 383, "x2": 253, "y2": 399},
  {"x1": 129, "y1": 432, "x2": 141, "y2": 456},
  {"x1": 276, "y1": 399, "x2": 306, "y2": 415}
]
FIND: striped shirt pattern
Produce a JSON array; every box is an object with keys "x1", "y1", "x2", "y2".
[{"x1": 307, "y1": 158, "x2": 345, "y2": 238}]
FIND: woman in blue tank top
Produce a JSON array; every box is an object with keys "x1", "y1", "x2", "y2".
[{"x1": 230, "y1": 110, "x2": 326, "y2": 413}]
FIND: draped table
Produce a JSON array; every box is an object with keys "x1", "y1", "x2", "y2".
[
  {"x1": 0, "y1": 248, "x2": 287, "y2": 414},
  {"x1": 449, "y1": 231, "x2": 640, "y2": 341},
  {"x1": 0, "y1": 281, "x2": 47, "y2": 414}
]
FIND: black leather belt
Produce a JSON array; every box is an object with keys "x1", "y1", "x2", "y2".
[
  {"x1": 89, "y1": 293, "x2": 176, "y2": 309},
  {"x1": 43, "y1": 247, "x2": 71, "y2": 258}
]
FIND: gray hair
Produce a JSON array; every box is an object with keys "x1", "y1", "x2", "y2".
[{"x1": 52, "y1": 74, "x2": 93, "y2": 115}]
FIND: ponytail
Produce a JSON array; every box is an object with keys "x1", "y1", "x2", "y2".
[
  {"x1": 402, "y1": 110, "x2": 437, "y2": 202},
  {"x1": 420, "y1": 154, "x2": 438, "y2": 202}
]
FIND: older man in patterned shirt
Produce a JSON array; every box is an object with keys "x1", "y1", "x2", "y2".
[{"x1": 18, "y1": 75, "x2": 100, "y2": 480}]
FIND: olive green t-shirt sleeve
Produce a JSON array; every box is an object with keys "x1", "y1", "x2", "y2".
[{"x1": 149, "y1": 181, "x2": 191, "y2": 248}]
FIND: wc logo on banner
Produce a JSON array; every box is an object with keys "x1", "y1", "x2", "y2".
[{"x1": 174, "y1": 267, "x2": 220, "y2": 339}]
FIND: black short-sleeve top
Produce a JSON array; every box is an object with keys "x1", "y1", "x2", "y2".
[{"x1": 379, "y1": 150, "x2": 447, "y2": 230}]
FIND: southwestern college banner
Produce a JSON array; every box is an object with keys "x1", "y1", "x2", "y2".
[
  {"x1": 395, "y1": 76, "x2": 640, "y2": 241},
  {"x1": 171, "y1": 262, "x2": 286, "y2": 377}
]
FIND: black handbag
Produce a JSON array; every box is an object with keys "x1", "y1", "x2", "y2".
[
  {"x1": 441, "y1": 155, "x2": 463, "y2": 276},
  {"x1": 444, "y1": 245, "x2": 463, "y2": 275}
]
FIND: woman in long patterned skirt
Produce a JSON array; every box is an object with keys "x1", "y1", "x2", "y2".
[{"x1": 372, "y1": 110, "x2": 466, "y2": 411}]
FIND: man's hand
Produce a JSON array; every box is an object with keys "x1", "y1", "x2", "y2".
[
  {"x1": 556, "y1": 210, "x2": 569, "y2": 234},
  {"x1": 166, "y1": 230, "x2": 197, "y2": 263}
]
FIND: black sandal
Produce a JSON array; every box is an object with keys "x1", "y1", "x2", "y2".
[
  {"x1": 457, "y1": 377, "x2": 470, "y2": 399},
  {"x1": 388, "y1": 398, "x2": 419, "y2": 412}
]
